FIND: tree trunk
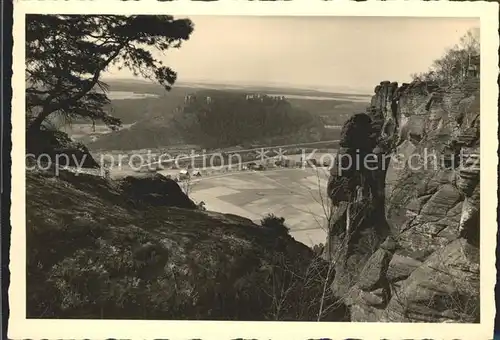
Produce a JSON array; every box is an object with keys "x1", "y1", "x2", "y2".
[{"x1": 345, "y1": 203, "x2": 351, "y2": 234}]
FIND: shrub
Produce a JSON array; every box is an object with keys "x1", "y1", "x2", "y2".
[
  {"x1": 260, "y1": 214, "x2": 290, "y2": 234},
  {"x1": 312, "y1": 243, "x2": 325, "y2": 257},
  {"x1": 197, "y1": 201, "x2": 207, "y2": 211}
]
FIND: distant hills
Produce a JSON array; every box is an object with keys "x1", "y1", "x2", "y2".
[
  {"x1": 89, "y1": 89, "x2": 327, "y2": 151},
  {"x1": 79, "y1": 79, "x2": 369, "y2": 151},
  {"x1": 103, "y1": 77, "x2": 374, "y2": 97}
]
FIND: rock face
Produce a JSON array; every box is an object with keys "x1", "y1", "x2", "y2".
[
  {"x1": 325, "y1": 78, "x2": 480, "y2": 323},
  {"x1": 26, "y1": 168, "x2": 349, "y2": 321},
  {"x1": 119, "y1": 173, "x2": 198, "y2": 209},
  {"x1": 26, "y1": 129, "x2": 100, "y2": 169}
]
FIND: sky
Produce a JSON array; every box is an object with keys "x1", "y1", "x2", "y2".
[{"x1": 105, "y1": 16, "x2": 479, "y2": 94}]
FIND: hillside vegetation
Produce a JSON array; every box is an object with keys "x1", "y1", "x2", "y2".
[{"x1": 27, "y1": 169, "x2": 349, "y2": 321}]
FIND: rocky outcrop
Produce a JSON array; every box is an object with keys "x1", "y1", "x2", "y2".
[
  {"x1": 26, "y1": 129, "x2": 99, "y2": 169},
  {"x1": 26, "y1": 168, "x2": 349, "y2": 321},
  {"x1": 382, "y1": 238, "x2": 479, "y2": 323},
  {"x1": 325, "y1": 78, "x2": 480, "y2": 323},
  {"x1": 119, "y1": 173, "x2": 197, "y2": 209}
]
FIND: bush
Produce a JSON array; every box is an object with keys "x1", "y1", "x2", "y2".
[
  {"x1": 197, "y1": 201, "x2": 207, "y2": 211},
  {"x1": 312, "y1": 243, "x2": 325, "y2": 257},
  {"x1": 260, "y1": 214, "x2": 290, "y2": 234}
]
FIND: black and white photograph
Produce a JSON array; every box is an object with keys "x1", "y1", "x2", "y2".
[{"x1": 8, "y1": 1, "x2": 498, "y2": 339}]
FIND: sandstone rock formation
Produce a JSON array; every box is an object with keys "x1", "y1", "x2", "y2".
[
  {"x1": 325, "y1": 78, "x2": 480, "y2": 323},
  {"x1": 119, "y1": 173, "x2": 198, "y2": 209},
  {"x1": 26, "y1": 129, "x2": 100, "y2": 169}
]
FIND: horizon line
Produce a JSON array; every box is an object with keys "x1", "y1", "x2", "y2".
[{"x1": 101, "y1": 76, "x2": 376, "y2": 95}]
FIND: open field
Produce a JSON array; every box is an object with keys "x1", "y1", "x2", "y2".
[
  {"x1": 69, "y1": 80, "x2": 359, "y2": 247},
  {"x1": 105, "y1": 162, "x2": 332, "y2": 247},
  {"x1": 187, "y1": 168, "x2": 331, "y2": 247},
  {"x1": 62, "y1": 123, "x2": 135, "y2": 142}
]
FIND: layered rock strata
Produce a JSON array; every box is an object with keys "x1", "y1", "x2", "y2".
[{"x1": 325, "y1": 78, "x2": 480, "y2": 323}]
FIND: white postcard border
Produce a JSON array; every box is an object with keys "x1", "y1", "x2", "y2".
[{"x1": 9, "y1": 1, "x2": 499, "y2": 339}]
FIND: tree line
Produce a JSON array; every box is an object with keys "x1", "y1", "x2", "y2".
[{"x1": 411, "y1": 28, "x2": 480, "y2": 86}]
